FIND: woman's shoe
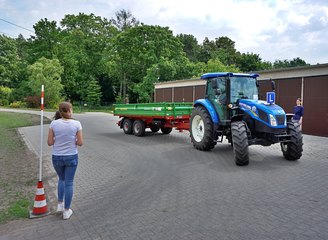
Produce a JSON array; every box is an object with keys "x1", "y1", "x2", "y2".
[
  {"x1": 56, "y1": 203, "x2": 64, "y2": 212},
  {"x1": 63, "y1": 209, "x2": 73, "y2": 220}
]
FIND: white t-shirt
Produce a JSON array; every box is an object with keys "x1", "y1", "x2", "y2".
[{"x1": 49, "y1": 119, "x2": 82, "y2": 156}]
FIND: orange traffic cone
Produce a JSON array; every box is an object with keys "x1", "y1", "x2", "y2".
[{"x1": 29, "y1": 181, "x2": 50, "y2": 218}]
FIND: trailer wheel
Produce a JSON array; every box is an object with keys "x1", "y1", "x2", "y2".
[
  {"x1": 122, "y1": 118, "x2": 133, "y2": 134},
  {"x1": 161, "y1": 127, "x2": 172, "y2": 134},
  {"x1": 190, "y1": 106, "x2": 215, "y2": 151},
  {"x1": 280, "y1": 122, "x2": 303, "y2": 161},
  {"x1": 133, "y1": 120, "x2": 146, "y2": 137},
  {"x1": 231, "y1": 121, "x2": 249, "y2": 166},
  {"x1": 150, "y1": 126, "x2": 160, "y2": 132}
]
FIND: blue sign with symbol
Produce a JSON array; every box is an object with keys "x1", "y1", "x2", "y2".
[{"x1": 266, "y1": 92, "x2": 275, "y2": 104}]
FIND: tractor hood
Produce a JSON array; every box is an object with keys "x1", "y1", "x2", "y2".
[{"x1": 239, "y1": 99, "x2": 286, "y2": 128}]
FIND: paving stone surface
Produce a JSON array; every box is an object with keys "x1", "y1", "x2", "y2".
[{"x1": 0, "y1": 110, "x2": 327, "y2": 240}]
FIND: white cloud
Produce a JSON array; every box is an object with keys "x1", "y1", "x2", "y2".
[{"x1": 0, "y1": 0, "x2": 327, "y2": 64}]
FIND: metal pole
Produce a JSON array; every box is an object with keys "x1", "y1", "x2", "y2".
[{"x1": 39, "y1": 85, "x2": 44, "y2": 181}]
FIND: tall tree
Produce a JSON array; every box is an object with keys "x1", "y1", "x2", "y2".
[
  {"x1": 111, "y1": 9, "x2": 140, "y2": 31},
  {"x1": 106, "y1": 25, "x2": 192, "y2": 102},
  {"x1": 176, "y1": 34, "x2": 200, "y2": 62},
  {"x1": 198, "y1": 37, "x2": 216, "y2": 63},
  {"x1": 214, "y1": 36, "x2": 238, "y2": 65},
  {"x1": 0, "y1": 34, "x2": 20, "y2": 88},
  {"x1": 27, "y1": 18, "x2": 61, "y2": 63},
  {"x1": 27, "y1": 57, "x2": 64, "y2": 107},
  {"x1": 58, "y1": 13, "x2": 117, "y2": 102},
  {"x1": 85, "y1": 79, "x2": 102, "y2": 107}
]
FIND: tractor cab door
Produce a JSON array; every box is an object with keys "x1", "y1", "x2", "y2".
[{"x1": 207, "y1": 77, "x2": 228, "y2": 123}]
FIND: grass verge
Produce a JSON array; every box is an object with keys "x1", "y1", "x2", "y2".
[{"x1": 0, "y1": 112, "x2": 51, "y2": 224}]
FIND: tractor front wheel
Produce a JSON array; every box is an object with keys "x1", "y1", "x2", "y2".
[
  {"x1": 281, "y1": 122, "x2": 303, "y2": 160},
  {"x1": 231, "y1": 121, "x2": 249, "y2": 166}
]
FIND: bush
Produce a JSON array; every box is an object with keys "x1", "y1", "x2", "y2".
[
  {"x1": 0, "y1": 86, "x2": 12, "y2": 106},
  {"x1": 25, "y1": 96, "x2": 40, "y2": 108},
  {"x1": 9, "y1": 101, "x2": 26, "y2": 108},
  {"x1": 0, "y1": 99, "x2": 9, "y2": 106}
]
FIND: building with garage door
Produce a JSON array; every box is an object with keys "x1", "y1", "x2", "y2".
[{"x1": 154, "y1": 63, "x2": 328, "y2": 137}]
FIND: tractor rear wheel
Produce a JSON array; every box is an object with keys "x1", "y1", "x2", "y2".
[
  {"x1": 281, "y1": 122, "x2": 303, "y2": 160},
  {"x1": 122, "y1": 118, "x2": 133, "y2": 134},
  {"x1": 190, "y1": 106, "x2": 215, "y2": 151},
  {"x1": 133, "y1": 120, "x2": 146, "y2": 137},
  {"x1": 231, "y1": 121, "x2": 249, "y2": 166}
]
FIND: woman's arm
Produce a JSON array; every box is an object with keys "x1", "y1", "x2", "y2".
[
  {"x1": 76, "y1": 130, "x2": 83, "y2": 146},
  {"x1": 47, "y1": 128, "x2": 55, "y2": 146}
]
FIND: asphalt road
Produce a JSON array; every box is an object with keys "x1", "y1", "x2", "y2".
[{"x1": 0, "y1": 109, "x2": 328, "y2": 240}]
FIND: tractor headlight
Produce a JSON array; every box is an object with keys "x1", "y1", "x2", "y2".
[{"x1": 269, "y1": 114, "x2": 277, "y2": 126}]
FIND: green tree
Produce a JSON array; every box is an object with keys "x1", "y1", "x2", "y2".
[
  {"x1": 111, "y1": 9, "x2": 140, "y2": 31},
  {"x1": 27, "y1": 18, "x2": 61, "y2": 63},
  {"x1": 236, "y1": 52, "x2": 273, "y2": 72},
  {"x1": 273, "y1": 57, "x2": 309, "y2": 69},
  {"x1": 106, "y1": 25, "x2": 192, "y2": 102},
  {"x1": 214, "y1": 36, "x2": 238, "y2": 65},
  {"x1": 198, "y1": 37, "x2": 216, "y2": 63},
  {"x1": 204, "y1": 58, "x2": 239, "y2": 73},
  {"x1": 198, "y1": 36, "x2": 239, "y2": 65},
  {"x1": 85, "y1": 79, "x2": 102, "y2": 106},
  {"x1": 0, "y1": 35, "x2": 20, "y2": 88},
  {"x1": 176, "y1": 34, "x2": 200, "y2": 62},
  {"x1": 27, "y1": 57, "x2": 64, "y2": 107},
  {"x1": 58, "y1": 13, "x2": 117, "y2": 102}
]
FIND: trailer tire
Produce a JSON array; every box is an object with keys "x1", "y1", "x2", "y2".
[
  {"x1": 161, "y1": 127, "x2": 172, "y2": 134},
  {"x1": 280, "y1": 122, "x2": 303, "y2": 161},
  {"x1": 133, "y1": 120, "x2": 146, "y2": 137},
  {"x1": 122, "y1": 118, "x2": 133, "y2": 134},
  {"x1": 190, "y1": 106, "x2": 215, "y2": 151},
  {"x1": 231, "y1": 121, "x2": 249, "y2": 166}
]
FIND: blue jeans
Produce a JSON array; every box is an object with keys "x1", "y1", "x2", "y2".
[{"x1": 52, "y1": 154, "x2": 78, "y2": 209}]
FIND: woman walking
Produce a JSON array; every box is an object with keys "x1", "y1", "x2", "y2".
[{"x1": 47, "y1": 102, "x2": 83, "y2": 220}]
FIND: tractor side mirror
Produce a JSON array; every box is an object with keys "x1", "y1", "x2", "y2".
[{"x1": 271, "y1": 80, "x2": 275, "y2": 91}]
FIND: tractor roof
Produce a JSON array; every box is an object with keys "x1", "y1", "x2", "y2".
[{"x1": 201, "y1": 72, "x2": 259, "y2": 79}]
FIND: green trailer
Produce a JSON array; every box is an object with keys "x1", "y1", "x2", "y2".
[{"x1": 113, "y1": 102, "x2": 193, "y2": 136}]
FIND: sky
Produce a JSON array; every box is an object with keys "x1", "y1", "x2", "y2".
[{"x1": 1, "y1": 0, "x2": 328, "y2": 65}]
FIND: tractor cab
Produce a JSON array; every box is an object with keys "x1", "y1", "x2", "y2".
[{"x1": 203, "y1": 72, "x2": 259, "y2": 124}]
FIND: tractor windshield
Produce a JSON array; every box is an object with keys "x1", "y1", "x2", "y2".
[{"x1": 230, "y1": 77, "x2": 258, "y2": 103}]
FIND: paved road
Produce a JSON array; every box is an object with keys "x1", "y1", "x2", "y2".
[{"x1": 0, "y1": 109, "x2": 328, "y2": 240}]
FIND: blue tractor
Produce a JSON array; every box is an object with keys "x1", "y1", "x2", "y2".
[{"x1": 190, "y1": 72, "x2": 303, "y2": 166}]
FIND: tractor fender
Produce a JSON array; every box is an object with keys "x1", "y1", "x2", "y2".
[{"x1": 194, "y1": 99, "x2": 219, "y2": 124}]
